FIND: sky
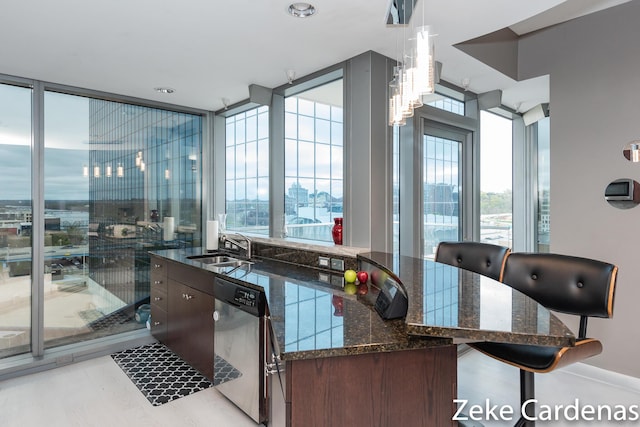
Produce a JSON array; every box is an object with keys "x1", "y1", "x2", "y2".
[{"x1": 480, "y1": 110, "x2": 513, "y2": 193}]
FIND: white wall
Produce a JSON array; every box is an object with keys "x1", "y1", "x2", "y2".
[{"x1": 519, "y1": 1, "x2": 640, "y2": 377}]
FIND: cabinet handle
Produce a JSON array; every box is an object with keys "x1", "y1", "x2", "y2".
[
  {"x1": 182, "y1": 293, "x2": 193, "y2": 300},
  {"x1": 154, "y1": 280, "x2": 162, "y2": 285},
  {"x1": 153, "y1": 296, "x2": 162, "y2": 301},
  {"x1": 153, "y1": 321, "x2": 161, "y2": 326},
  {"x1": 153, "y1": 264, "x2": 162, "y2": 268}
]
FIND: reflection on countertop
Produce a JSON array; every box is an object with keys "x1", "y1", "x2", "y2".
[
  {"x1": 358, "y1": 251, "x2": 575, "y2": 347},
  {"x1": 150, "y1": 248, "x2": 450, "y2": 362}
]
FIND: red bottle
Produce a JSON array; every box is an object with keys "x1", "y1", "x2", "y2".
[{"x1": 332, "y1": 217, "x2": 343, "y2": 245}]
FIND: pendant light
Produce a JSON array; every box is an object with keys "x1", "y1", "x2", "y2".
[{"x1": 387, "y1": 0, "x2": 436, "y2": 127}]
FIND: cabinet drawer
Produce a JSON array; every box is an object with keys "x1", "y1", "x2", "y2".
[
  {"x1": 151, "y1": 272, "x2": 167, "y2": 294},
  {"x1": 151, "y1": 286, "x2": 168, "y2": 311},
  {"x1": 150, "y1": 257, "x2": 166, "y2": 276},
  {"x1": 150, "y1": 305, "x2": 168, "y2": 343}
]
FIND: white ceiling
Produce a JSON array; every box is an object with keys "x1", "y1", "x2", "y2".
[{"x1": 0, "y1": 0, "x2": 631, "y2": 113}]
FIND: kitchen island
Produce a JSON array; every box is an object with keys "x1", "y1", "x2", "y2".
[{"x1": 149, "y1": 247, "x2": 574, "y2": 427}]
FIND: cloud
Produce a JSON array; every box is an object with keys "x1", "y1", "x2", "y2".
[{"x1": 0, "y1": 144, "x2": 89, "y2": 199}]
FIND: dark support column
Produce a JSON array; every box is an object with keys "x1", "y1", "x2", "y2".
[{"x1": 516, "y1": 369, "x2": 535, "y2": 427}]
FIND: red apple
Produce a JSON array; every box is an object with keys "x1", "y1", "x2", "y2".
[{"x1": 356, "y1": 271, "x2": 369, "y2": 284}]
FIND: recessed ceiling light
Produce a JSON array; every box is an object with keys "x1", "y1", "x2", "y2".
[
  {"x1": 154, "y1": 87, "x2": 175, "y2": 94},
  {"x1": 288, "y1": 3, "x2": 316, "y2": 18}
]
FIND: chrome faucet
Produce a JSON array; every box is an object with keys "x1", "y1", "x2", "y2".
[{"x1": 221, "y1": 232, "x2": 252, "y2": 259}]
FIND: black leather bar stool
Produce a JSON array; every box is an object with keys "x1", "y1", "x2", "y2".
[
  {"x1": 470, "y1": 252, "x2": 618, "y2": 427},
  {"x1": 435, "y1": 241, "x2": 511, "y2": 281}
]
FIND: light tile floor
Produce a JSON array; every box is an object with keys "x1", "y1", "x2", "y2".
[
  {"x1": 1, "y1": 350, "x2": 639, "y2": 427},
  {"x1": 0, "y1": 355, "x2": 256, "y2": 427}
]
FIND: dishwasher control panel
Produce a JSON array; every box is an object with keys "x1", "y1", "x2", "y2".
[
  {"x1": 234, "y1": 288, "x2": 257, "y2": 307},
  {"x1": 215, "y1": 278, "x2": 265, "y2": 316}
]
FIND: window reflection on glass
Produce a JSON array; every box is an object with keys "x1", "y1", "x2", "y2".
[
  {"x1": 285, "y1": 79, "x2": 343, "y2": 242},
  {"x1": 43, "y1": 92, "x2": 202, "y2": 350},
  {"x1": 225, "y1": 106, "x2": 269, "y2": 235},
  {"x1": 423, "y1": 262, "x2": 458, "y2": 327},
  {"x1": 284, "y1": 282, "x2": 343, "y2": 352},
  {"x1": 423, "y1": 135, "x2": 461, "y2": 258},
  {"x1": 0, "y1": 83, "x2": 32, "y2": 359}
]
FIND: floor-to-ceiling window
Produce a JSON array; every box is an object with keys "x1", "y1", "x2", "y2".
[
  {"x1": 225, "y1": 106, "x2": 269, "y2": 235},
  {"x1": 0, "y1": 82, "x2": 32, "y2": 359},
  {"x1": 42, "y1": 91, "x2": 202, "y2": 350},
  {"x1": 284, "y1": 79, "x2": 343, "y2": 242},
  {"x1": 0, "y1": 81, "x2": 203, "y2": 362},
  {"x1": 480, "y1": 110, "x2": 513, "y2": 248}
]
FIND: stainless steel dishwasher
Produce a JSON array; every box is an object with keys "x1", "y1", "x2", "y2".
[{"x1": 214, "y1": 277, "x2": 276, "y2": 425}]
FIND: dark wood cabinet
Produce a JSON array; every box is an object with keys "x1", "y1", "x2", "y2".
[
  {"x1": 285, "y1": 346, "x2": 457, "y2": 427},
  {"x1": 167, "y1": 279, "x2": 215, "y2": 380},
  {"x1": 149, "y1": 255, "x2": 216, "y2": 381}
]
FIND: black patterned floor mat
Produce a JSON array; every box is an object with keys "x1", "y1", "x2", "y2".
[{"x1": 111, "y1": 343, "x2": 241, "y2": 406}]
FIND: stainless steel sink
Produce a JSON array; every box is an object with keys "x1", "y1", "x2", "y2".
[
  {"x1": 187, "y1": 255, "x2": 238, "y2": 264},
  {"x1": 186, "y1": 252, "x2": 253, "y2": 269}
]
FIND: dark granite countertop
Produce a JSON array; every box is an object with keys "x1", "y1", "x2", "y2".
[
  {"x1": 358, "y1": 251, "x2": 576, "y2": 347},
  {"x1": 150, "y1": 248, "x2": 451, "y2": 361}
]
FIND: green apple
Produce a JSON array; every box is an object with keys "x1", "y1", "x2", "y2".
[{"x1": 344, "y1": 269, "x2": 357, "y2": 283}]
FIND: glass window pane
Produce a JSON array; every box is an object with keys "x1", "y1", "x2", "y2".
[
  {"x1": 235, "y1": 144, "x2": 246, "y2": 179},
  {"x1": 298, "y1": 99, "x2": 315, "y2": 117},
  {"x1": 43, "y1": 92, "x2": 202, "y2": 350},
  {"x1": 226, "y1": 107, "x2": 269, "y2": 235},
  {"x1": 298, "y1": 116, "x2": 315, "y2": 142},
  {"x1": 257, "y1": 111, "x2": 269, "y2": 140},
  {"x1": 331, "y1": 122, "x2": 343, "y2": 146},
  {"x1": 331, "y1": 146, "x2": 343, "y2": 180},
  {"x1": 480, "y1": 110, "x2": 513, "y2": 248},
  {"x1": 537, "y1": 117, "x2": 550, "y2": 253},
  {"x1": 245, "y1": 141, "x2": 257, "y2": 177},
  {"x1": 316, "y1": 103, "x2": 330, "y2": 120},
  {"x1": 315, "y1": 119, "x2": 330, "y2": 144},
  {"x1": 285, "y1": 97, "x2": 297, "y2": 113},
  {"x1": 246, "y1": 114, "x2": 257, "y2": 142},
  {"x1": 284, "y1": 79, "x2": 343, "y2": 243},
  {"x1": 0, "y1": 83, "x2": 32, "y2": 359},
  {"x1": 235, "y1": 118, "x2": 246, "y2": 144},
  {"x1": 285, "y1": 139, "x2": 298, "y2": 177},
  {"x1": 298, "y1": 141, "x2": 315, "y2": 178},
  {"x1": 316, "y1": 144, "x2": 331, "y2": 178},
  {"x1": 427, "y1": 95, "x2": 465, "y2": 116},
  {"x1": 257, "y1": 139, "x2": 269, "y2": 178}
]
